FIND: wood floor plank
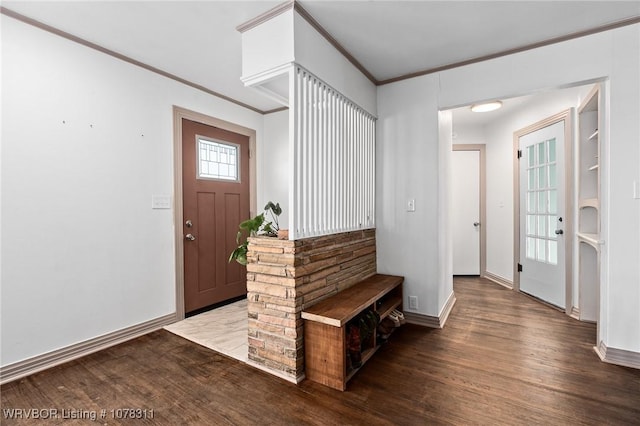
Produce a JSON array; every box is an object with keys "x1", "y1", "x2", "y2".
[{"x1": 2, "y1": 277, "x2": 639, "y2": 425}]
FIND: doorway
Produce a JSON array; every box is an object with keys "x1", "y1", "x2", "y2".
[
  {"x1": 181, "y1": 118, "x2": 250, "y2": 313},
  {"x1": 452, "y1": 144, "x2": 486, "y2": 276},
  {"x1": 173, "y1": 107, "x2": 257, "y2": 319},
  {"x1": 514, "y1": 110, "x2": 573, "y2": 313}
]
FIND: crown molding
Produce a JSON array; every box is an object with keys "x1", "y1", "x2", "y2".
[
  {"x1": 236, "y1": 0, "x2": 294, "y2": 33},
  {"x1": 378, "y1": 15, "x2": 640, "y2": 86},
  {"x1": 264, "y1": 106, "x2": 289, "y2": 115},
  {"x1": 1, "y1": 6, "x2": 267, "y2": 115},
  {"x1": 292, "y1": 1, "x2": 378, "y2": 85},
  {"x1": 5, "y1": 3, "x2": 639, "y2": 106},
  {"x1": 236, "y1": 1, "x2": 377, "y2": 85},
  {"x1": 237, "y1": 2, "x2": 640, "y2": 88}
]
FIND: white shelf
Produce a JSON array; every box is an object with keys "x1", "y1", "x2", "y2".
[
  {"x1": 577, "y1": 84, "x2": 601, "y2": 325},
  {"x1": 579, "y1": 198, "x2": 599, "y2": 209},
  {"x1": 577, "y1": 232, "x2": 602, "y2": 249}
]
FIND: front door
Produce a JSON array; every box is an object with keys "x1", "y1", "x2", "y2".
[
  {"x1": 182, "y1": 118, "x2": 250, "y2": 314},
  {"x1": 518, "y1": 119, "x2": 566, "y2": 309}
]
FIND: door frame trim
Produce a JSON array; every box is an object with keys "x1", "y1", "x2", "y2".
[
  {"x1": 513, "y1": 109, "x2": 573, "y2": 315},
  {"x1": 172, "y1": 106, "x2": 257, "y2": 320},
  {"x1": 452, "y1": 144, "x2": 487, "y2": 277}
]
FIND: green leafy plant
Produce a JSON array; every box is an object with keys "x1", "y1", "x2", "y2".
[
  {"x1": 262, "y1": 201, "x2": 282, "y2": 237},
  {"x1": 228, "y1": 201, "x2": 282, "y2": 265}
]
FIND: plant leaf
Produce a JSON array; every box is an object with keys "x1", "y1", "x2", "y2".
[
  {"x1": 265, "y1": 201, "x2": 282, "y2": 216},
  {"x1": 229, "y1": 242, "x2": 248, "y2": 265}
]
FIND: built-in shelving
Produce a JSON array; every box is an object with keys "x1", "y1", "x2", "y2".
[
  {"x1": 577, "y1": 84, "x2": 601, "y2": 323},
  {"x1": 577, "y1": 232, "x2": 600, "y2": 248},
  {"x1": 579, "y1": 198, "x2": 599, "y2": 209}
]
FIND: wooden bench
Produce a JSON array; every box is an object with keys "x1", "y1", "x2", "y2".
[{"x1": 301, "y1": 274, "x2": 404, "y2": 391}]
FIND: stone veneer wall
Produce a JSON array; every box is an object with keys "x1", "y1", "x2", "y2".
[{"x1": 246, "y1": 229, "x2": 376, "y2": 382}]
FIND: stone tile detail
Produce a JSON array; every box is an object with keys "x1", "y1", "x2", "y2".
[{"x1": 246, "y1": 229, "x2": 376, "y2": 381}]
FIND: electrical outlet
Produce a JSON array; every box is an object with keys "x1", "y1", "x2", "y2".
[
  {"x1": 408, "y1": 296, "x2": 418, "y2": 310},
  {"x1": 407, "y1": 199, "x2": 416, "y2": 212}
]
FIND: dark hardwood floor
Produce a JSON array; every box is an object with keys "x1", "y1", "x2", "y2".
[{"x1": 2, "y1": 277, "x2": 639, "y2": 425}]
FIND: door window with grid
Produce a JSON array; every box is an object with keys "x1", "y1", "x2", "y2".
[
  {"x1": 197, "y1": 136, "x2": 240, "y2": 182},
  {"x1": 525, "y1": 138, "x2": 559, "y2": 265}
]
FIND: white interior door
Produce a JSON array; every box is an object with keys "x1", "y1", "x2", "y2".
[
  {"x1": 452, "y1": 150, "x2": 480, "y2": 275},
  {"x1": 519, "y1": 120, "x2": 565, "y2": 308}
]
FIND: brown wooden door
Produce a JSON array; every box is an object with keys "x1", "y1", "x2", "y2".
[{"x1": 182, "y1": 118, "x2": 250, "y2": 314}]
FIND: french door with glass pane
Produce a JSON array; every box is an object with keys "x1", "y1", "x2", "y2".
[{"x1": 519, "y1": 119, "x2": 566, "y2": 309}]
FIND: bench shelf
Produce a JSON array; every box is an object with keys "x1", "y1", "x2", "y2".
[{"x1": 302, "y1": 274, "x2": 404, "y2": 391}]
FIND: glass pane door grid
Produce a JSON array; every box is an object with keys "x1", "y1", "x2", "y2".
[
  {"x1": 525, "y1": 138, "x2": 558, "y2": 265},
  {"x1": 197, "y1": 136, "x2": 240, "y2": 182}
]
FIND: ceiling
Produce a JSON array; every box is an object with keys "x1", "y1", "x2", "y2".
[{"x1": 2, "y1": 1, "x2": 640, "y2": 115}]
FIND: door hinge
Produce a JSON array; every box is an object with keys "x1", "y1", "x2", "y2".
[
  {"x1": 517, "y1": 149, "x2": 523, "y2": 159},
  {"x1": 249, "y1": 149, "x2": 253, "y2": 159},
  {"x1": 518, "y1": 263, "x2": 523, "y2": 272}
]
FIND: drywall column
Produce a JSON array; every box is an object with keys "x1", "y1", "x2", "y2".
[{"x1": 239, "y1": 5, "x2": 378, "y2": 240}]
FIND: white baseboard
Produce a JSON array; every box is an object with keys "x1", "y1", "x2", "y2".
[
  {"x1": 570, "y1": 306, "x2": 580, "y2": 320},
  {"x1": 438, "y1": 292, "x2": 457, "y2": 327},
  {"x1": 483, "y1": 271, "x2": 513, "y2": 289},
  {"x1": 0, "y1": 313, "x2": 177, "y2": 385},
  {"x1": 404, "y1": 311, "x2": 440, "y2": 328},
  {"x1": 404, "y1": 292, "x2": 457, "y2": 329},
  {"x1": 594, "y1": 340, "x2": 640, "y2": 370}
]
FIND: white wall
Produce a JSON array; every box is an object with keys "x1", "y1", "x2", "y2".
[
  {"x1": 1, "y1": 16, "x2": 264, "y2": 366},
  {"x1": 261, "y1": 110, "x2": 289, "y2": 229},
  {"x1": 377, "y1": 24, "x2": 640, "y2": 354},
  {"x1": 606, "y1": 26, "x2": 640, "y2": 351},
  {"x1": 452, "y1": 123, "x2": 486, "y2": 147},
  {"x1": 376, "y1": 74, "x2": 451, "y2": 315}
]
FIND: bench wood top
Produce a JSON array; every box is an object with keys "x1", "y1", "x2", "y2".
[{"x1": 301, "y1": 274, "x2": 404, "y2": 327}]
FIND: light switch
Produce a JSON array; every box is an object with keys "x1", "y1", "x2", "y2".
[
  {"x1": 407, "y1": 199, "x2": 416, "y2": 212},
  {"x1": 152, "y1": 195, "x2": 171, "y2": 209}
]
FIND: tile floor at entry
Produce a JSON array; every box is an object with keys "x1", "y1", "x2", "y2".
[{"x1": 164, "y1": 299, "x2": 248, "y2": 362}]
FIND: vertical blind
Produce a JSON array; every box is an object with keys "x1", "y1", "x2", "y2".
[{"x1": 291, "y1": 66, "x2": 376, "y2": 239}]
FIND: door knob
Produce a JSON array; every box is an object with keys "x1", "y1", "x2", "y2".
[
  {"x1": 473, "y1": 222, "x2": 480, "y2": 227},
  {"x1": 555, "y1": 229, "x2": 564, "y2": 235},
  {"x1": 185, "y1": 220, "x2": 193, "y2": 228},
  {"x1": 185, "y1": 233, "x2": 196, "y2": 241}
]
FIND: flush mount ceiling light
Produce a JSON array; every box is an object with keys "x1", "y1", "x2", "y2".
[{"x1": 470, "y1": 101, "x2": 503, "y2": 112}]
